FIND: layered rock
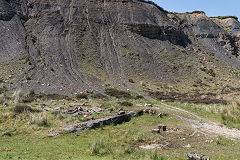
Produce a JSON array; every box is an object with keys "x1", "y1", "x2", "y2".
[
  {"x1": 0, "y1": 0, "x2": 14, "y2": 21},
  {"x1": 1, "y1": 0, "x2": 240, "y2": 94}
]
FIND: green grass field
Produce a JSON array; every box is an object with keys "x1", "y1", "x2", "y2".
[{"x1": 1, "y1": 94, "x2": 240, "y2": 159}]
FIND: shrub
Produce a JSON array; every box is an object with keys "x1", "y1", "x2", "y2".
[
  {"x1": 128, "y1": 79, "x2": 135, "y2": 83},
  {"x1": 216, "y1": 136, "x2": 233, "y2": 145},
  {"x1": 90, "y1": 139, "x2": 113, "y2": 155},
  {"x1": 24, "y1": 55, "x2": 30, "y2": 64},
  {"x1": 25, "y1": 76, "x2": 31, "y2": 81},
  {"x1": 119, "y1": 101, "x2": 133, "y2": 106},
  {"x1": 235, "y1": 100, "x2": 240, "y2": 106},
  {"x1": 220, "y1": 106, "x2": 240, "y2": 129},
  {"x1": 0, "y1": 94, "x2": 5, "y2": 104},
  {"x1": 30, "y1": 113, "x2": 50, "y2": 127},
  {"x1": 135, "y1": 95, "x2": 144, "y2": 99},
  {"x1": 2, "y1": 131, "x2": 12, "y2": 137},
  {"x1": 122, "y1": 145, "x2": 135, "y2": 155},
  {"x1": 38, "y1": 93, "x2": 70, "y2": 100},
  {"x1": 92, "y1": 93, "x2": 106, "y2": 99},
  {"x1": 0, "y1": 86, "x2": 7, "y2": 94},
  {"x1": 18, "y1": 91, "x2": 70, "y2": 103},
  {"x1": 186, "y1": 11, "x2": 205, "y2": 14},
  {"x1": 218, "y1": 16, "x2": 238, "y2": 21},
  {"x1": 105, "y1": 88, "x2": 133, "y2": 99},
  {"x1": 76, "y1": 93, "x2": 88, "y2": 99},
  {"x1": 0, "y1": 79, "x2": 4, "y2": 83},
  {"x1": 14, "y1": 105, "x2": 33, "y2": 113},
  {"x1": 29, "y1": 90, "x2": 35, "y2": 95},
  {"x1": 150, "y1": 151, "x2": 166, "y2": 160},
  {"x1": 19, "y1": 92, "x2": 36, "y2": 103}
]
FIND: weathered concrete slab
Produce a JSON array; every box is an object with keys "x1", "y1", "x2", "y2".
[{"x1": 60, "y1": 111, "x2": 137, "y2": 134}]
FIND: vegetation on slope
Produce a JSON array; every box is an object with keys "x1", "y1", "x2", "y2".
[{"x1": 210, "y1": 16, "x2": 239, "y2": 21}]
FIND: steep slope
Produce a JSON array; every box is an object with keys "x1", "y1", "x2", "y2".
[
  {"x1": 0, "y1": 0, "x2": 240, "y2": 95},
  {"x1": 211, "y1": 17, "x2": 240, "y2": 36}
]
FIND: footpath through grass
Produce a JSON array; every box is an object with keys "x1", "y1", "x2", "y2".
[{"x1": 165, "y1": 101, "x2": 240, "y2": 130}]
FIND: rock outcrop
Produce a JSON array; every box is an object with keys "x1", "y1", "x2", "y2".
[{"x1": 1, "y1": 0, "x2": 240, "y2": 94}]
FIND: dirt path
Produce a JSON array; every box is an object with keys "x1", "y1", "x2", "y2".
[{"x1": 155, "y1": 102, "x2": 240, "y2": 139}]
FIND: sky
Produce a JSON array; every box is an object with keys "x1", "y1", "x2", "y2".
[{"x1": 152, "y1": 0, "x2": 240, "y2": 19}]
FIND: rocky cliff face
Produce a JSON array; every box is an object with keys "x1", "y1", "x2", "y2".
[{"x1": 1, "y1": 0, "x2": 240, "y2": 94}]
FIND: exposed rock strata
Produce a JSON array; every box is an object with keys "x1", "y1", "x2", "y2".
[{"x1": 0, "y1": 0, "x2": 240, "y2": 94}]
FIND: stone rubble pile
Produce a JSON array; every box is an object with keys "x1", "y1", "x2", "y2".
[{"x1": 187, "y1": 153, "x2": 210, "y2": 160}]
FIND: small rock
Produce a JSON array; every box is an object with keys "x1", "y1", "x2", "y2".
[
  {"x1": 40, "y1": 104, "x2": 47, "y2": 107},
  {"x1": 152, "y1": 129, "x2": 160, "y2": 133},
  {"x1": 54, "y1": 107, "x2": 61, "y2": 110},
  {"x1": 158, "y1": 113, "x2": 163, "y2": 118},
  {"x1": 69, "y1": 103, "x2": 86, "y2": 107},
  {"x1": 51, "y1": 111, "x2": 61, "y2": 115},
  {"x1": 205, "y1": 139, "x2": 213, "y2": 143},
  {"x1": 185, "y1": 144, "x2": 191, "y2": 148},
  {"x1": 144, "y1": 108, "x2": 157, "y2": 115},
  {"x1": 108, "y1": 107, "x2": 115, "y2": 112},
  {"x1": 91, "y1": 106, "x2": 102, "y2": 113},
  {"x1": 145, "y1": 103, "x2": 153, "y2": 107},
  {"x1": 72, "y1": 112, "x2": 79, "y2": 116},
  {"x1": 139, "y1": 144, "x2": 162, "y2": 149},
  {"x1": 118, "y1": 111, "x2": 126, "y2": 115},
  {"x1": 158, "y1": 125, "x2": 167, "y2": 131},
  {"x1": 201, "y1": 156, "x2": 210, "y2": 160},
  {"x1": 2, "y1": 102, "x2": 9, "y2": 108},
  {"x1": 48, "y1": 132, "x2": 60, "y2": 137},
  {"x1": 43, "y1": 107, "x2": 53, "y2": 111}
]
